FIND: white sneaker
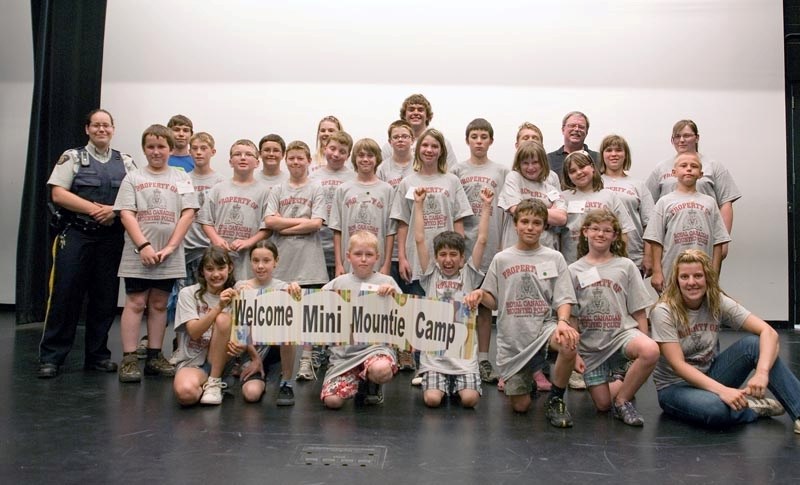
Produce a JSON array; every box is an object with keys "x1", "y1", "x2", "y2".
[
  {"x1": 200, "y1": 377, "x2": 227, "y2": 405},
  {"x1": 410, "y1": 374, "x2": 423, "y2": 386},
  {"x1": 794, "y1": 418, "x2": 799, "y2": 434},
  {"x1": 746, "y1": 397, "x2": 785, "y2": 417},
  {"x1": 296, "y1": 357, "x2": 316, "y2": 381},
  {"x1": 568, "y1": 370, "x2": 586, "y2": 390}
]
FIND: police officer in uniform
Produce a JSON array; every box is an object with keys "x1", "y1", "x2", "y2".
[{"x1": 38, "y1": 109, "x2": 137, "y2": 378}]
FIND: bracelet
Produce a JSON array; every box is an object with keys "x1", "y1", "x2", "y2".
[
  {"x1": 134, "y1": 241, "x2": 151, "y2": 254},
  {"x1": 558, "y1": 318, "x2": 570, "y2": 325}
]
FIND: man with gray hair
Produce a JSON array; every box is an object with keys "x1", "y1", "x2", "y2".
[{"x1": 547, "y1": 111, "x2": 599, "y2": 182}]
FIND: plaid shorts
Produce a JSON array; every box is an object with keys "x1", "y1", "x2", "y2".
[
  {"x1": 583, "y1": 347, "x2": 631, "y2": 388},
  {"x1": 422, "y1": 371, "x2": 482, "y2": 396},
  {"x1": 320, "y1": 354, "x2": 397, "y2": 400}
]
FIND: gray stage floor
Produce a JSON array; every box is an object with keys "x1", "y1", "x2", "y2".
[{"x1": 2, "y1": 312, "x2": 799, "y2": 484}]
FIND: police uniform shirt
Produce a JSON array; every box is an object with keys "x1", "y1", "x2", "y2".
[{"x1": 47, "y1": 142, "x2": 136, "y2": 189}]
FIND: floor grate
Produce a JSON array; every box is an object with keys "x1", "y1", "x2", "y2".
[{"x1": 291, "y1": 444, "x2": 387, "y2": 469}]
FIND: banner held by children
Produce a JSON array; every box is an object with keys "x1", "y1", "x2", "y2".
[{"x1": 231, "y1": 288, "x2": 475, "y2": 359}]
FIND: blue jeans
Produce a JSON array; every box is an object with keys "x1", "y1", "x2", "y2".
[{"x1": 657, "y1": 335, "x2": 800, "y2": 428}]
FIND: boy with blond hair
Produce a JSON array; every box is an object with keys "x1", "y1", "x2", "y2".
[
  {"x1": 644, "y1": 153, "x2": 730, "y2": 293},
  {"x1": 264, "y1": 140, "x2": 328, "y2": 381},
  {"x1": 329, "y1": 138, "x2": 395, "y2": 277}
]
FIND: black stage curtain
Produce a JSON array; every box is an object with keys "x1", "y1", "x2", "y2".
[{"x1": 16, "y1": 1, "x2": 107, "y2": 324}]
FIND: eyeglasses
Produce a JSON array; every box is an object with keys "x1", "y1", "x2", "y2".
[
  {"x1": 391, "y1": 134, "x2": 411, "y2": 141},
  {"x1": 565, "y1": 123, "x2": 587, "y2": 131},
  {"x1": 89, "y1": 123, "x2": 112, "y2": 129},
  {"x1": 672, "y1": 134, "x2": 696, "y2": 141},
  {"x1": 586, "y1": 227, "x2": 615, "y2": 235},
  {"x1": 232, "y1": 151, "x2": 257, "y2": 159}
]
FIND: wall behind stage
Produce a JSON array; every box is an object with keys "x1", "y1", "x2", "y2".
[
  {"x1": 102, "y1": 0, "x2": 788, "y2": 319},
  {"x1": 1, "y1": 3, "x2": 33, "y2": 304}
]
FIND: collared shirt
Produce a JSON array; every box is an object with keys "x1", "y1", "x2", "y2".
[{"x1": 547, "y1": 144, "x2": 599, "y2": 182}]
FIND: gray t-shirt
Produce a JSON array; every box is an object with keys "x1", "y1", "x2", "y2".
[
  {"x1": 255, "y1": 170, "x2": 289, "y2": 190},
  {"x1": 650, "y1": 295, "x2": 749, "y2": 390},
  {"x1": 418, "y1": 262, "x2": 483, "y2": 375},
  {"x1": 559, "y1": 189, "x2": 636, "y2": 266},
  {"x1": 264, "y1": 181, "x2": 329, "y2": 286},
  {"x1": 173, "y1": 283, "x2": 229, "y2": 370},
  {"x1": 601, "y1": 175, "x2": 654, "y2": 268},
  {"x1": 114, "y1": 167, "x2": 200, "y2": 279},
  {"x1": 481, "y1": 246, "x2": 576, "y2": 380},
  {"x1": 642, "y1": 191, "x2": 731, "y2": 282},
  {"x1": 184, "y1": 171, "x2": 225, "y2": 257},
  {"x1": 449, "y1": 160, "x2": 508, "y2": 273},
  {"x1": 196, "y1": 179, "x2": 270, "y2": 280},
  {"x1": 646, "y1": 154, "x2": 742, "y2": 207},
  {"x1": 390, "y1": 172, "x2": 473, "y2": 281},
  {"x1": 328, "y1": 179, "x2": 396, "y2": 273},
  {"x1": 308, "y1": 166, "x2": 356, "y2": 267},
  {"x1": 376, "y1": 157, "x2": 414, "y2": 189},
  {"x1": 322, "y1": 272, "x2": 401, "y2": 380},
  {"x1": 498, "y1": 172, "x2": 565, "y2": 251},
  {"x1": 568, "y1": 256, "x2": 654, "y2": 372}
]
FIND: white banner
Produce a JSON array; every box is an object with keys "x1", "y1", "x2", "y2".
[{"x1": 231, "y1": 289, "x2": 476, "y2": 359}]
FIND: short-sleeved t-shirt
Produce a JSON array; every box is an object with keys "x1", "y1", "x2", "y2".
[
  {"x1": 481, "y1": 245, "x2": 576, "y2": 380},
  {"x1": 376, "y1": 157, "x2": 414, "y2": 189},
  {"x1": 646, "y1": 154, "x2": 742, "y2": 207},
  {"x1": 47, "y1": 142, "x2": 137, "y2": 189},
  {"x1": 255, "y1": 170, "x2": 289, "y2": 190},
  {"x1": 390, "y1": 172, "x2": 473, "y2": 281},
  {"x1": 418, "y1": 262, "x2": 483, "y2": 375},
  {"x1": 568, "y1": 256, "x2": 654, "y2": 372},
  {"x1": 322, "y1": 272, "x2": 401, "y2": 380},
  {"x1": 184, "y1": 171, "x2": 226, "y2": 255},
  {"x1": 169, "y1": 154, "x2": 195, "y2": 173},
  {"x1": 308, "y1": 166, "x2": 356, "y2": 267},
  {"x1": 642, "y1": 191, "x2": 731, "y2": 282},
  {"x1": 328, "y1": 179, "x2": 396, "y2": 273},
  {"x1": 559, "y1": 189, "x2": 636, "y2": 265},
  {"x1": 173, "y1": 283, "x2": 229, "y2": 369},
  {"x1": 450, "y1": 160, "x2": 508, "y2": 273},
  {"x1": 498, "y1": 172, "x2": 565, "y2": 251},
  {"x1": 650, "y1": 295, "x2": 749, "y2": 390},
  {"x1": 196, "y1": 180, "x2": 270, "y2": 280},
  {"x1": 264, "y1": 181, "x2": 329, "y2": 286},
  {"x1": 114, "y1": 167, "x2": 200, "y2": 279},
  {"x1": 601, "y1": 175, "x2": 654, "y2": 268}
]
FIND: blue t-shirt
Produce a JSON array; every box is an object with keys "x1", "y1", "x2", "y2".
[{"x1": 169, "y1": 154, "x2": 194, "y2": 172}]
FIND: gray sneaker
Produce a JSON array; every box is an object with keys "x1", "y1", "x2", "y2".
[
  {"x1": 612, "y1": 400, "x2": 644, "y2": 426},
  {"x1": 144, "y1": 352, "x2": 176, "y2": 377},
  {"x1": 118, "y1": 354, "x2": 141, "y2": 383},
  {"x1": 545, "y1": 396, "x2": 573, "y2": 428},
  {"x1": 479, "y1": 360, "x2": 499, "y2": 383},
  {"x1": 746, "y1": 397, "x2": 785, "y2": 417}
]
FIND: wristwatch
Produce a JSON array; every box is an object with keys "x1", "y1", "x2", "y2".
[{"x1": 134, "y1": 241, "x2": 151, "y2": 254}]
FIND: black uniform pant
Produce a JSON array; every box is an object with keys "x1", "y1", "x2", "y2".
[{"x1": 39, "y1": 226, "x2": 123, "y2": 365}]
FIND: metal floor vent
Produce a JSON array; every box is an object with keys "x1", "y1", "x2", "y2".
[{"x1": 291, "y1": 444, "x2": 387, "y2": 469}]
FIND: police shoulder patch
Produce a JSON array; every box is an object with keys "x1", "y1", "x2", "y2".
[{"x1": 57, "y1": 153, "x2": 70, "y2": 165}]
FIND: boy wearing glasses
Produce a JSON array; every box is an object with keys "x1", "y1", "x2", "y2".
[
  {"x1": 197, "y1": 139, "x2": 271, "y2": 280},
  {"x1": 546, "y1": 111, "x2": 599, "y2": 178}
]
